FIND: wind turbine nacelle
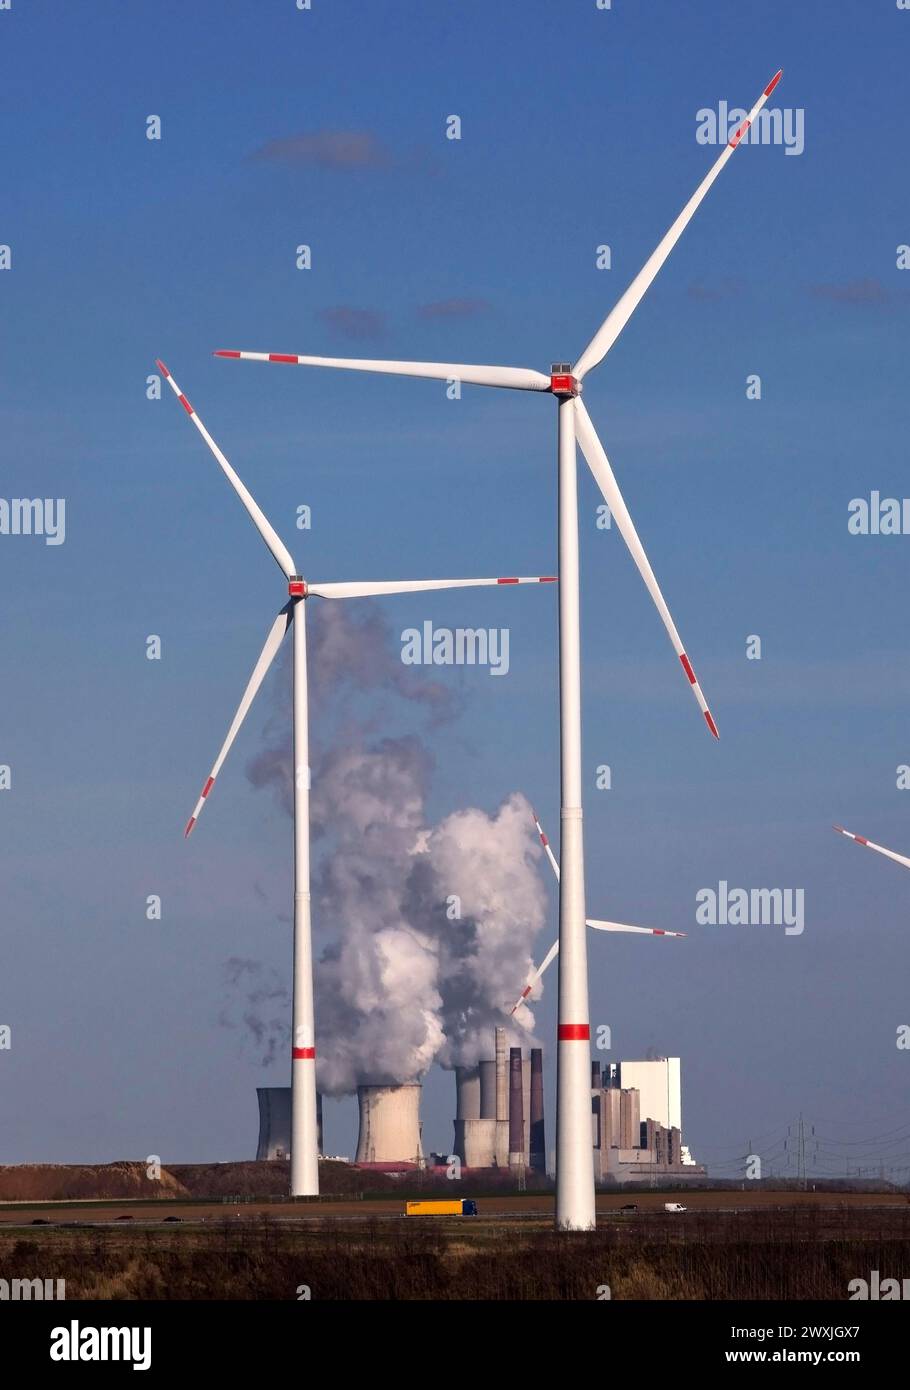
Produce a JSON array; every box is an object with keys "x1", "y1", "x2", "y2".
[
  {"x1": 549, "y1": 365, "x2": 579, "y2": 397},
  {"x1": 288, "y1": 577, "x2": 307, "y2": 597}
]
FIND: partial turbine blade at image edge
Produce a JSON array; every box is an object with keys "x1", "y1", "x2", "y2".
[
  {"x1": 832, "y1": 825, "x2": 910, "y2": 872},
  {"x1": 214, "y1": 350, "x2": 551, "y2": 393},
  {"x1": 156, "y1": 359, "x2": 296, "y2": 579},
  {"x1": 573, "y1": 70, "x2": 783, "y2": 380},
  {"x1": 573, "y1": 399, "x2": 719, "y2": 739},
  {"x1": 184, "y1": 604, "x2": 294, "y2": 838}
]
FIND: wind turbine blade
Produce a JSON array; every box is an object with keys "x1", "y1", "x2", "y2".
[
  {"x1": 184, "y1": 604, "x2": 294, "y2": 838},
  {"x1": 573, "y1": 70, "x2": 783, "y2": 380},
  {"x1": 833, "y1": 825, "x2": 910, "y2": 872},
  {"x1": 531, "y1": 808, "x2": 562, "y2": 882},
  {"x1": 307, "y1": 575, "x2": 556, "y2": 599},
  {"x1": 510, "y1": 809, "x2": 682, "y2": 1012},
  {"x1": 574, "y1": 399, "x2": 718, "y2": 738},
  {"x1": 214, "y1": 350, "x2": 550, "y2": 393},
  {"x1": 157, "y1": 360, "x2": 296, "y2": 579},
  {"x1": 588, "y1": 919, "x2": 685, "y2": 937}
]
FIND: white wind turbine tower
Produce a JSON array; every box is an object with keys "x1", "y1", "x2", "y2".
[
  {"x1": 156, "y1": 358, "x2": 555, "y2": 1198},
  {"x1": 213, "y1": 70, "x2": 782, "y2": 1228},
  {"x1": 509, "y1": 809, "x2": 685, "y2": 1016}
]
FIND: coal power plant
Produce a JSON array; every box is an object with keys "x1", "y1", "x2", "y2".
[
  {"x1": 254, "y1": 1044, "x2": 702, "y2": 1182},
  {"x1": 453, "y1": 1028, "x2": 546, "y2": 1173}
]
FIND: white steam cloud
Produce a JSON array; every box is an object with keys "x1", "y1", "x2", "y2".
[{"x1": 233, "y1": 602, "x2": 546, "y2": 1093}]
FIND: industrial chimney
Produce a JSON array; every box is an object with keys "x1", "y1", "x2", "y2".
[
  {"x1": 529, "y1": 1048, "x2": 545, "y2": 1172},
  {"x1": 355, "y1": 1083, "x2": 424, "y2": 1167},
  {"x1": 494, "y1": 1027, "x2": 509, "y2": 1167},
  {"x1": 508, "y1": 1047, "x2": 524, "y2": 1171}
]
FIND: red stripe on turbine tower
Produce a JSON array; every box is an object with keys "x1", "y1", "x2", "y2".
[
  {"x1": 558, "y1": 1024, "x2": 590, "y2": 1041},
  {"x1": 293, "y1": 1047, "x2": 316, "y2": 1059}
]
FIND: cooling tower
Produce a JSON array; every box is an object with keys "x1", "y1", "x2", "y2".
[
  {"x1": 479, "y1": 1060, "x2": 497, "y2": 1119},
  {"x1": 508, "y1": 1048, "x2": 524, "y2": 1169},
  {"x1": 529, "y1": 1048, "x2": 546, "y2": 1172},
  {"x1": 355, "y1": 1083, "x2": 423, "y2": 1165},
  {"x1": 456, "y1": 1117, "x2": 497, "y2": 1167},
  {"x1": 455, "y1": 1065, "x2": 481, "y2": 1120},
  {"x1": 257, "y1": 1087, "x2": 323, "y2": 1160}
]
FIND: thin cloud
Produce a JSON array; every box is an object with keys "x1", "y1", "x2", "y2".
[
  {"x1": 317, "y1": 306, "x2": 386, "y2": 341},
  {"x1": 687, "y1": 279, "x2": 743, "y2": 303},
  {"x1": 250, "y1": 130, "x2": 391, "y2": 170},
  {"x1": 417, "y1": 298, "x2": 492, "y2": 319},
  {"x1": 809, "y1": 278, "x2": 908, "y2": 307}
]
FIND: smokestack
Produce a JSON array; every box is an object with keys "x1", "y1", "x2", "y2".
[
  {"x1": 495, "y1": 1027, "x2": 508, "y2": 1166},
  {"x1": 591, "y1": 1059, "x2": 601, "y2": 1090},
  {"x1": 508, "y1": 1047, "x2": 524, "y2": 1169},
  {"x1": 355, "y1": 1083, "x2": 424, "y2": 1166},
  {"x1": 529, "y1": 1048, "x2": 545, "y2": 1172}
]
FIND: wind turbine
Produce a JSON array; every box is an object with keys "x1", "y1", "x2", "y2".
[
  {"x1": 156, "y1": 359, "x2": 555, "y2": 1198},
  {"x1": 212, "y1": 70, "x2": 782, "y2": 1229},
  {"x1": 509, "y1": 810, "x2": 685, "y2": 1016},
  {"x1": 833, "y1": 825, "x2": 910, "y2": 872}
]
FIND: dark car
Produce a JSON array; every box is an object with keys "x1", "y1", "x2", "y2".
[{"x1": 620, "y1": 1203, "x2": 638, "y2": 1212}]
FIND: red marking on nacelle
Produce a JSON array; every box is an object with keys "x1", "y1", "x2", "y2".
[
  {"x1": 288, "y1": 580, "x2": 307, "y2": 597},
  {"x1": 558, "y1": 1024, "x2": 590, "y2": 1041},
  {"x1": 549, "y1": 373, "x2": 579, "y2": 397}
]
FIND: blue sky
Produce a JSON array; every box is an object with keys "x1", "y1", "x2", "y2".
[{"x1": 3, "y1": 0, "x2": 910, "y2": 1180}]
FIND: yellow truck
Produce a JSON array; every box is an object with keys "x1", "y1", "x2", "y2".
[{"x1": 405, "y1": 1199, "x2": 478, "y2": 1217}]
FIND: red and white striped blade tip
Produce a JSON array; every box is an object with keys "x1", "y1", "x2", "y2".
[
  {"x1": 155, "y1": 358, "x2": 171, "y2": 378},
  {"x1": 678, "y1": 653, "x2": 719, "y2": 739},
  {"x1": 764, "y1": 70, "x2": 783, "y2": 96},
  {"x1": 833, "y1": 825, "x2": 867, "y2": 845}
]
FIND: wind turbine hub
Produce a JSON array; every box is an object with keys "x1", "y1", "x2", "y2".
[
  {"x1": 288, "y1": 577, "x2": 308, "y2": 597},
  {"x1": 549, "y1": 365, "x2": 579, "y2": 397}
]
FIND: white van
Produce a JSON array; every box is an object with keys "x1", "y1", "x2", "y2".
[{"x1": 663, "y1": 1202, "x2": 687, "y2": 1213}]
